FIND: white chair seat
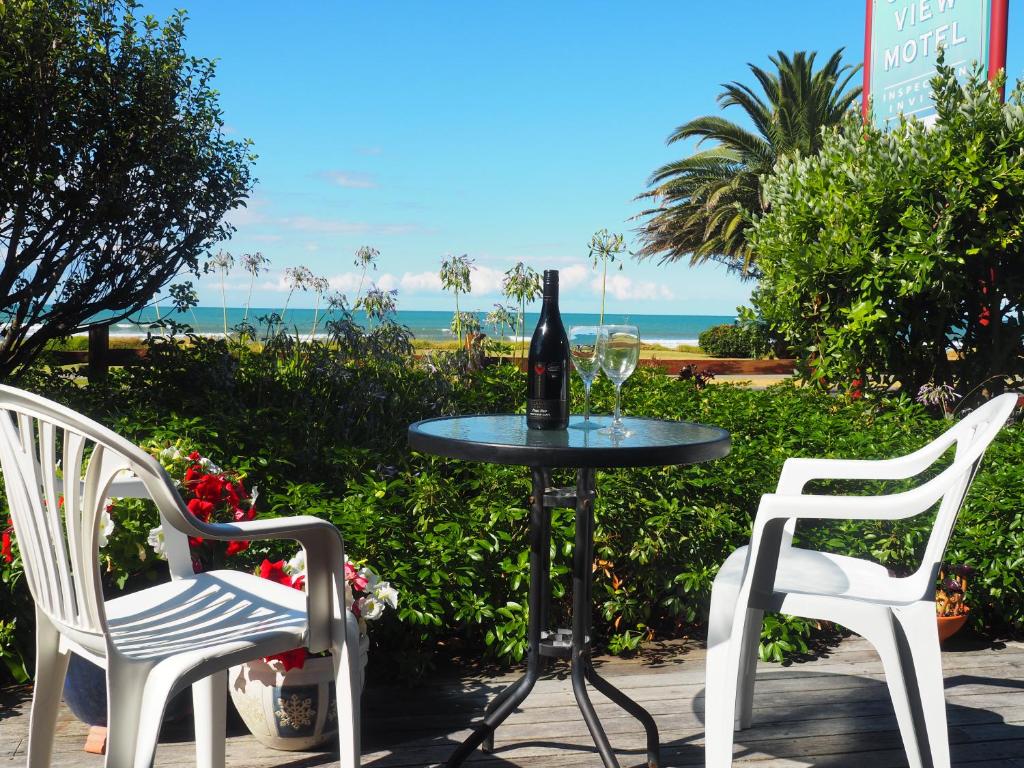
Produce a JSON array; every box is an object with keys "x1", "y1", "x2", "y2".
[
  {"x1": 715, "y1": 545, "x2": 899, "y2": 605},
  {"x1": 105, "y1": 571, "x2": 309, "y2": 664}
]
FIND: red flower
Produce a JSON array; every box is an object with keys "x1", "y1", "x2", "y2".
[
  {"x1": 292, "y1": 574, "x2": 306, "y2": 592},
  {"x1": 189, "y1": 451, "x2": 201, "y2": 461},
  {"x1": 266, "y1": 647, "x2": 308, "y2": 672},
  {"x1": 260, "y1": 559, "x2": 293, "y2": 588},
  {"x1": 225, "y1": 539, "x2": 250, "y2": 556},
  {"x1": 187, "y1": 498, "x2": 216, "y2": 522},
  {"x1": 189, "y1": 536, "x2": 204, "y2": 547},
  {"x1": 194, "y1": 474, "x2": 225, "y2": 502},
  {"x1": 184, "y1": 465, "x2": 202, "y2": 487},
  {"x1": 2, "y1": 520, "x2": 12, "y2": 564},
  {"x1": 225, "y1": 480, "x2": 249, "y2": 508}
]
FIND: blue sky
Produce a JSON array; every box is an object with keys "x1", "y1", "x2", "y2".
[{"x1": 144, "y1": 1, "x2": 1024, "y2": 314}]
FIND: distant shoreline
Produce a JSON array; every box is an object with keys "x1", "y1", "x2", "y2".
[{"x1": 91, "y1": 307, "x2": 735, "y2": 346}]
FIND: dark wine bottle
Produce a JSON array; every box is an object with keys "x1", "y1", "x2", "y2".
[{"x1": 526, "y1": 270, "x2": 569, "y2": 430}]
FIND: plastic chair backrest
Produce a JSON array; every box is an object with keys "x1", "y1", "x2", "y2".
[
  {"x1": 0, "y1": 386, "x2": 194, "y2": 640},
  {"x1": 909, "y1": 392, "x2": 1018, "y2": 592}
]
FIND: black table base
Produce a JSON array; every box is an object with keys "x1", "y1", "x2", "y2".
[{"x1": 445, "y1": 466, "x2": 661, "y2": 768}]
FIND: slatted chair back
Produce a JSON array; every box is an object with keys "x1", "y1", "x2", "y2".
[{"x1": 0, "y1": 386, "x2": 193, "y2": 641}]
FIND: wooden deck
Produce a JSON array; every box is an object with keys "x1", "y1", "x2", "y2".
[{"x1": 4, "y1": 635, "x2": 1024, "y2": 767}]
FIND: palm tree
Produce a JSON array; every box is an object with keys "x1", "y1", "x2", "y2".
[{"x1": 635, "y1": 49, "x2": 861, "y2": 275}]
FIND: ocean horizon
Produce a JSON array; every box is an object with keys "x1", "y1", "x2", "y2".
[{"x1": 95, "y1": 307, "x2": 738, "y2": 347}]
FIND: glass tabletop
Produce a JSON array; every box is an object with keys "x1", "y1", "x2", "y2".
[{"x1": 408, "y1": 414, "x2": 730, "y2": 468}]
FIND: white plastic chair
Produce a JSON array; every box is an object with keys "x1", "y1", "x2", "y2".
[
  {"x1": 704, "y1": 392, "x2": 1017, "y2": 768},
  {"x1": 0, "y1": 385, "x2": 362, "y2": 768}
]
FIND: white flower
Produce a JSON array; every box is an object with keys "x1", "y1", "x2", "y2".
[
  {"x1": 357, "y1": 595, "x2": 384, "y2": 621},
  {"x1": 357, "y1": 565, "x2": 379, "y2": 591},
  {"x1": 285, "y1": 549, "x2": 306, "y2": 578},
  {"x1": 198, "y1": 456, "x2": 221, "y2": 474},
  {"x1": 159, "y1": 446, "x2": 182, "y2": 463},
  {"x1": 147, "y1": 526, "x2": 167, "y2": 560},
  {"x1": 373, "y1": 581, "x2": 399, "y2": 610},
  {"x1": 250, "y1": 485, "x2": 260, "y2": 506},
  {"x1": 97, "y1": 504, "x2": 115, "y2": 548}
]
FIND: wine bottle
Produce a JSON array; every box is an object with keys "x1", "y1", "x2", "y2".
[{"x1": 526, "y1": 270, "x2": 569, "y2": 430}]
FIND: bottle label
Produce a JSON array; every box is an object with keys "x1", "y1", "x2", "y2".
[{"x1": 527, "y1": 398, "x2": 561, "y2": 421}]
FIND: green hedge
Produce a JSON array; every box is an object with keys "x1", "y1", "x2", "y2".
[{"x1": 3, "y1": 340, "x2": 1023, "y2": 681}]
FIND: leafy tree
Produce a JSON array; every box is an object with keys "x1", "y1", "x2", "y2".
[
  {"x1": 0, "y1": 0, "x2": 255, "y2": 378},
  {"x1": 750, "y1": 60, "x2": 1024, "y2": 398},
  {"x1": 635, "y1": 49, "x2": 860, "y2": 275}
]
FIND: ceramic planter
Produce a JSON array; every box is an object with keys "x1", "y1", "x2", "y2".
[
  {"x1": 63, "y1": 653, "x2": 191, "y2": 727},
  {"x1": 937, "y1": 613, "x2": 969, "y2": 644},
  {"x1": 228, "y1": 634, "x2": 368, "y2": 751}
]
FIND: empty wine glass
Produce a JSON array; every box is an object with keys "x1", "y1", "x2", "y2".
[
  {"x1": 569, "y1": 326, "x2": 601, "y2": 430},
  {"x1": 598, "y1": 325, "x2": 640, "y2": 437}
]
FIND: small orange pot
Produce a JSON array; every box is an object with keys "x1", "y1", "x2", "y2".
[{"x1": 937, "y1": 612, "x2": 969, "y2": 643}]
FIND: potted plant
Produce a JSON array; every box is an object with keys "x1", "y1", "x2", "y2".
[
  {"x1": 936, "y1": 563, "x2": 973, "y2": 643},
  {"x1": 228, "y1": 551, "x2": 397, "y2": 751}
]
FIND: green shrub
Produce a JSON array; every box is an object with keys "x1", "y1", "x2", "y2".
[
  {"x1": 3, "y1": 335, "x2": 1024, "y2": 683},
  {"x1": 698, "y1": 324, "x2": 759, "y2": 358},
  {"x1": 751, "y1": 57, "x2": 1024, "y2": 397}
]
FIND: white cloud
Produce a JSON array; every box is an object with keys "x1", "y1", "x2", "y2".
[
  {"x1": 594, "y1": 274, "x2": 674, "y2": 301},
  {"x1": 560, "y1": 263, "x2": 590, "y2": 289},
  {"x1": 400, "y1": 271, "x2": 443, "y2": 293},
  {"x1": 318, "y1": 171, "x2": 377, "y2": 189},
  {"x1": 326, "y1": 273, "x2": 362, "y2": 293}
]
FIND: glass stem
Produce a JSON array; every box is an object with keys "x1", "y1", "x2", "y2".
[
  {"x1": 613, "y1": 382, "x2": 622, "y2": 426},
  {"x1": 584, "y1": 380, "x2": 592, "y2": 423}
]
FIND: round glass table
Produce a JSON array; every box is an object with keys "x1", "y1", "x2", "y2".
[{"x1": 408, "y1": 414, "x2": 731, "y2": 768}]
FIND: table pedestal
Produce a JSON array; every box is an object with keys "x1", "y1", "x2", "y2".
[{"x1": 445, "y1": 467, "x2": 661, "y2": 768}]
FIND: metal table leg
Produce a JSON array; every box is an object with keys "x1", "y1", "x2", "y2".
[
  {"x1": 446, "y1": 468, "x2": 549, "y2": 766},
  {"x1": 447, "y1": 465, "x2": 661, "y2": 768}
]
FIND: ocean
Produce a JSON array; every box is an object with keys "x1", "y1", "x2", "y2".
[{"x1": 98, "y1": 307, "x2": 737, "y2": 347}]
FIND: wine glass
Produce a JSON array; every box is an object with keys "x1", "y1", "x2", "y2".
[
  {"x1": 598, "y1": 325, "x2": 640, "y2": 437},
  {"x1": 569, "y1": 326, "x2": 601, "y2": 430}
]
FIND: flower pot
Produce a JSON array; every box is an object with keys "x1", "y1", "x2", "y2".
[
  {"x1": 937, "y1": 613, "x2": 968, "y2": 644},
  {"x1": 62, "y1": 653, "x2": 192, "y2": 727},
  {"x1": 228, "y1": 634, "x2": 369, "y2": 751}
]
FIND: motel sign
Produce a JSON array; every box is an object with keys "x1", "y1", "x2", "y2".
[{"x1": 863, "y1": 0, "x2": 1009, "y2": 127}]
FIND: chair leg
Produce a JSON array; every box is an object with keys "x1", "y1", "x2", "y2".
[
  {"x1": 734, "y1": 607, "x2": 764, "y2": 730},
  {"x1": 894, "y1": 602, "x2": 950, "y2": 768},
  {"x1": 866, "y1": 610, "x2": 927, "y2": 768},
  {"x1": 26, "y1": 610, "x2": 70, "y2": 768},
  {"x1": 193, "y1": 671, "x2": 227, "y2": 768},
  {"x1": 104, "y1": 661, "x2": 150, "y2": 768},
  {"x1": 333, "y1": 616, "x2": 362, "y2": 768},
  {"x1": 704, "y1": 582, "x2": 749, "y2": 768}
]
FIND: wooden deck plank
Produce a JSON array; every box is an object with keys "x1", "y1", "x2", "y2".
[{"x1": 3, "y1": 636, "x2": 1024, "y2": 767}]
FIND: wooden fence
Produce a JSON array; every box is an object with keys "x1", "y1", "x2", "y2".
[{"x1": 51, "y1": 327, "x2": 795, "y2": 383}]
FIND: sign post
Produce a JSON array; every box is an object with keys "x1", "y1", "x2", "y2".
[{"x1": 863, "y1": 0, "x2": 1010, "y2": 127}]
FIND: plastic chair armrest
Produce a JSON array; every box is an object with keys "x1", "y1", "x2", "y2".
[{"x1": 776, "y1": 449, "x2": 950, "y2": 495}]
